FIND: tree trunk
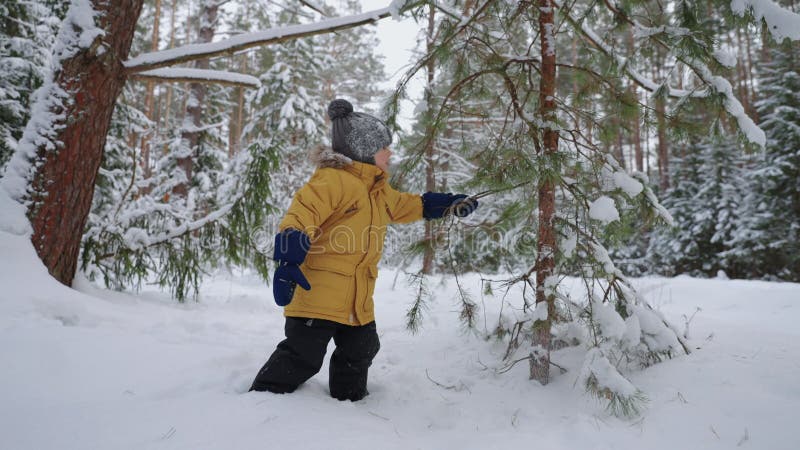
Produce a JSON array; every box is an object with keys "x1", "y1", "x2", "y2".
[
  {"x1": 655, "y1": 96, "x2": 669, "y2": 191},
  {"x1": 743, "y1": 27, "x2": 757, "y2": 123},
  {"x1": 422, "y1": 4, "x2": 437, "y2": 275},
  {"x1": 626, "y1": 29, "x2": 643, "y2": 172},
  {"x1": 141, "y1": 0, "x2": 161, "y2": 180},
  {"x1": 175, "y1": 0, "x2": 219, "y2": 198},
  {"x1": 633, "y1": 86, "x2": 643, "y2": 172},
  {"x1": 530, "y1": 0, "x2": 558, "y2": 385},
  {"x1": 229, "y1": 54, "x2": 248, "y2": 157},
  {"x1": 26, "y1": 0, "x2": 144, "y2": 285},
  {"x1": 161, "y1": 0, "x2": 178, "y2": 137}
]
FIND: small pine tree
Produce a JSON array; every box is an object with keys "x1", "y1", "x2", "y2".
[{"x1": 649, "y1": 136, "x2": 746, "y2": 277}]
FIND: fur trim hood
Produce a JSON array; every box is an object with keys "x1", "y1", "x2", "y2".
[{"x1": 310, "y1": 145, "x2": 353, "y2": 169}]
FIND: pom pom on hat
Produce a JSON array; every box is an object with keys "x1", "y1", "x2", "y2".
[{"x1": 327, "y1": 99, "x2": 353, "y2": 120}]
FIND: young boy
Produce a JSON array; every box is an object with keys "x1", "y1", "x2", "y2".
[{"x1": 249, "y1": 99, "x2": 479, "y2": 401}]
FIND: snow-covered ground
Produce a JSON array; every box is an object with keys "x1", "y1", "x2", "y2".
[{"x1": 1, "y1": 229, "x2": 798, "y2": 450}]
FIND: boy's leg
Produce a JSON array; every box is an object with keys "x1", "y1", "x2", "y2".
[
  {"x1": 329, "y1": 321, "x2": 380, "y2": 401},
  {"x1": 250, "y1": 317, "x2": 335, "y2": 393}
]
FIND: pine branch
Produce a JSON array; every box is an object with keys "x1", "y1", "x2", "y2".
[{"x1": 556, "y1": 1, "x2": 700, "y2": 99}]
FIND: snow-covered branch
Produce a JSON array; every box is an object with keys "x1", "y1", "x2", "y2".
[
  {"x1": 124, "y1": 8, "x2": 392, "y2": 73},
  {"x1": 133, "y1": 68, "x2": 261, "y2": 88},
  {"x1": 731, "y1": 0, "x2": 800, "y2": 42},
  {"x1": 558, "y1": 1, "x2": 766, "y2": 147},
  {"x1": 557, "y1": 2, "x2": 697, "y2": 99}
]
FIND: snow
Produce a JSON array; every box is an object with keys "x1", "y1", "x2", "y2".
[
  {"x1": 731, "y1": 0, "x2": 800, "y2": 43},
  {"x1": 1, "y1": 226, "x2": 800, "y2": 449},
  {"x1": 713, "y1": 48, "x2": 737, "y2": 69},
  {"x1": 612, "y1": 171, "x2": 644, "y2": 197},
  {"x1": 137, "y1": 68, "x2": 261, "y2": 88},
  {"x1": 591, "y1": 299, "x2": 626, "y2": 342},
  {"x1": 0, "y1": 188, "x2": 31, "y2": 236},
  {"x1": 589, "y1": 196, "x2": 620, "y2": 224},
  {"x1": 579, "y1": 348, "x2": 638, "y2": 397},
  {"x1": 705, "y1": 70, "x2": 767, "y2": 147},
  {"x1": 561, "y1": 232, "x2": 577, "y2": 258},
  {"x1": 388, "y1": 0, "x2": 409, "y2": 20}
]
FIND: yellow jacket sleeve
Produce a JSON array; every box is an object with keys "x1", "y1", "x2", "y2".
[
  {"x1": 279, "y1": 169, "x2": 344, "y2": 239},
  {"x1": 384, "y1": 183, "x2": 423, "y2": 224}
]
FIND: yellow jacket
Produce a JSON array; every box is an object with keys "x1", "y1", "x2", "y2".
[{"x1": 278, "y1": 149, "x2": 423, "y2": 325}]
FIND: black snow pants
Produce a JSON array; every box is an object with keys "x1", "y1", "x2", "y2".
[{"x1": 249, "y1": 317, "x2": 380, "y2": 401}]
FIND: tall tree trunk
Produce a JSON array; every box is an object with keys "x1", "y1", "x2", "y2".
[
  {"x1": 422, "y1": 4, "x2": 437, "y2": 275},
  {"x1": 229, "y1": 54, "x2": 247, "y2": 157},
  {"x1": 175, "y1": 0, "x2": 219, "y2": 198},
  {"x1": 161, "y1": 0, "x2": 178, "y2": 138},
  {"x1": 633, "y1": 85, "x2": 643, "y2": 172},
  {"x1": 744, "y1": 27, "x2": 757, "y2": 123},
  {"x1": 655, "y1": 96, "x2": 669, "y2": 191},
  {"x1": 626, "y1": 29, "x2": 643, "y2": 172},
  {"x1": 25, "y1": 0, "x2": 144, "y2": 285},
  {"x1": 735, "y1": 28, "x2": 750, "y2": 121},
  {"x1": 141, "y1": 0, "x2": 162, "y2": 180},
  {"x1": 615, "y1": 119, "x2": 625, "y2": 170},
  {"x1": 530, "y1": 0, "x2": 558, "y2": 385}
]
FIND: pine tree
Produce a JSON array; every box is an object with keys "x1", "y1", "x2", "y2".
[
  {"x1": 0, "y1": 1, "x2": 63, "y2": 169},
  {"x1": 731, "y1": 39, "x2": 800, "y2": 280},
  {"x1": 649, "y1": 135, "x2": 746, "y2": 277},
  {"x1": 384, "y1": 0, "x2": 795, "y2": 414}
]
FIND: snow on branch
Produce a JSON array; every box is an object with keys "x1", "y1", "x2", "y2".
[
  {"x1": 557, "y1": 2, "x2": 697, "y2": 99},
  {"x1": 731, "y1": 0, "x2": 800, "y2": 42},
  {"x1": 558, "y1": 1, "x2": 766, "y2": 147},
  {"x1": 124, "y1": 7, "x2": 392, "y2": 73},
  {"x1": 133, "y1": 68, "x2": 261, "y2": 88}
]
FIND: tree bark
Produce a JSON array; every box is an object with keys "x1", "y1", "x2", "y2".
[
  {"x1": 422, "y1": 4, "x2": 437, "y2": 275},
  {"x1": 27, "y1": 0, "x2": 144, "y2": 285},
  {"x1": 530, "y1": 0, "x2": 558, "y2": 385}
]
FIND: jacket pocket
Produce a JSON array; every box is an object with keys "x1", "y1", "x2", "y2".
[{"x1": 292, "y1": 258, "x2": 355, "y2": 314}]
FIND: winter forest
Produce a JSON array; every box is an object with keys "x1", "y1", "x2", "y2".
[{"x1": 1, "y1": 0, "x2": 799, "y2": 449}]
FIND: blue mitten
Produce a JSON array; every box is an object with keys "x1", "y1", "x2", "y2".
[
  {"x1": 273, "y1": 263, "x2": 311, "y2": 306},
  {"x1": 421, "y1": 192, "x2": 479, "y2": 220},
  {"x1": 272, "y1": 229, "x2": 312, "y2": 306}
]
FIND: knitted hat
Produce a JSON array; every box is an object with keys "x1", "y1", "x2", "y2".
[{"x1": 327, "y1": 99, "x2": 392, "y2": 165}]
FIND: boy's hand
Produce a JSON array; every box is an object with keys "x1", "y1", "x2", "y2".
[
  {"x1": 273, "y1": 262, "x2": 311, "y2": 306},
  {"x1": 421, "y1": 192, "x2": 480, "y2": 220}
]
